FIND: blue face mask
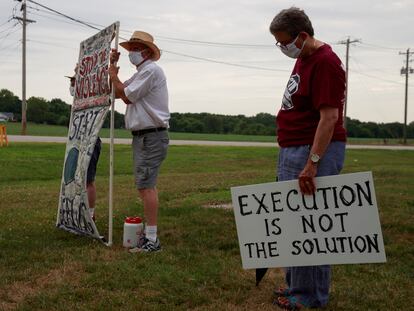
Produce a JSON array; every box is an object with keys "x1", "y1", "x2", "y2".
[
  {"x1": 128, "y1": 51, "x2": 145, "y2": 66},
  {"x1": 279, "y1": 36, "x2": 307, "y2": 59}
]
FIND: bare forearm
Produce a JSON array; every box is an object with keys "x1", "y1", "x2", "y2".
[
  {"x1": 298, "y1": 107, "x2": 339, "y2": 195},
  {"x1": 309, "y1": 112, "x2": 337, "y2": 161},
  {"x1": 108, "y1": 63, "x2": 131, "y2": 104},
  {"x1": 111, "y1": 75, "x2": 125, "y2": 98}
]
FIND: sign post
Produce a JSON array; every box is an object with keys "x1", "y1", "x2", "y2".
[
  {"x1": 231, "y1": 172, "x2": 386, "y2": 269},
  {"x1": 107, "y1": 24, "x2": 120, "y2": 247}
]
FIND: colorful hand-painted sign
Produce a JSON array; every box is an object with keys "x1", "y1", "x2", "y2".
[{"x1": 57, "y1": 22, "x2": 119, "y2": 240}]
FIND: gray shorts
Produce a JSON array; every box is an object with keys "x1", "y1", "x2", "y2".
[{"x1": 132, "y1": 130, "x2": 169, "y2": 189}]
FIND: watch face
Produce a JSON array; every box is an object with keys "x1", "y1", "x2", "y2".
[{"x1": 311, "y1": 153, "x2": 320, "y2": 163}]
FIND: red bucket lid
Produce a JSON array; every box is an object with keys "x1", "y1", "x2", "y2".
[{"x1": 125, "y1": 216, "x2": 142, "y2": 224}]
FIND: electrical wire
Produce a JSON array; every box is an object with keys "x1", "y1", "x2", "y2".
[
  {"x1": 27, "y1": 10, "x2": 92, "y2": 28},
  {"x1": 27, "y1": 0, "x2": 274, "y2": 49},
  {"x1": 350, "y1": 69, "x2": 406, "y2": 86},
  {"x1": 0, "y1": 17, "x2": 14, "y2": 29},
  {"x1": 27, "y1": 39, "x2": 77, "y2": 50},
  {"x1": 15, "y1": 0, "x2": 414, "y2": 83},
  {"x1": 162, "y1": 49, "x2": 289, "y2": 72},
  {"x1": 0, "y1": 23, "x2": 21, "y2": 46},
  {"x1": 27, "y1": 0, "x2": 100, "y2": 31},
  {"x1": 0, "y1": 21, "x2": 19, "y2": 35},
  {"x1": 359, "y1": 41, "x2": 407, "y2": 51}
]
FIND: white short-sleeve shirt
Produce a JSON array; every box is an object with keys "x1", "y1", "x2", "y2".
[{"x1": 124, "y1": 60, "x2": 170, "y2": 131}]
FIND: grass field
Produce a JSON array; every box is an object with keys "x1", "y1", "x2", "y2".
[
  {"x1": 4, "y1": 121, "x2": 414, "y2": 145},
  {"x1": 0, "y1": 143, "x2": 413, "y2": 310}
]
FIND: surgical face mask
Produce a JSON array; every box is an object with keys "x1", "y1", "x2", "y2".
[
  {"x1": 279, "y1": 35, "x2": 307, "y2": 59},
  {"x1": 69, "y1": 86, "x2": 75, "y2": 97},
  {"x1": 128, "y1": 51, "x2": 145, "y2": 66}
]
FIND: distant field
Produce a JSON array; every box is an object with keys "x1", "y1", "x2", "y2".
[
  {"x1": 4, "y1": 122, "x2": 277, "y2": 142},
  {"x1": 3, "y1": 121, "x2": 414, "y2": 145},
  {"x1": 0, "y1": 143, "x2": 413, "y2": 310}
]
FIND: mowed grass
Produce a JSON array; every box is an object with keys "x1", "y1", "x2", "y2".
[
  {"x1": 4, "y1": 122, "x2": 277, "y2": 143},
  {"x1": 5, "y1": 121, "x2": 414, "y2": 145},
  {"x1": 0, "y1": 143, "x2": 413, "y2": 311}
]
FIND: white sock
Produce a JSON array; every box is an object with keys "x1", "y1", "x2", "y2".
[
  {"x1": 89, "y1": 208, "x2": 95, "y2": 218},
  {"x1": 145, "y1": 225, "x2": 157, "y2": 242}
]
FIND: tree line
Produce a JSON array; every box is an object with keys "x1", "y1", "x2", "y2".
[{"x1": 1, "y1": 88, "x2": 413, "y2": 138}]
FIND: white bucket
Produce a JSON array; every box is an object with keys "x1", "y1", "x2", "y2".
[{"x1": 123, "y1": 216, "x2": 144, "y2": 248}]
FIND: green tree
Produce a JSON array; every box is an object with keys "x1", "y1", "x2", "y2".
[
  {"x1": 27, "y1": 97, "x2": 48, "y2": 123},
  {"x1": 0, "y1": 89, "x2": 21, "y2": 119}
]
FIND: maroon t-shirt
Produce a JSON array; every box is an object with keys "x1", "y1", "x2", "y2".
[{"x1": 276, "y1": 44, "x2": 347, "y2": 147}]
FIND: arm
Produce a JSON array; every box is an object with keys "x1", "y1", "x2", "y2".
[
  {"x1": 108, "y1": 64, "x2": 132, "y2": 105},
  {"x1": 298, "y1": 106, "x2": 339, "y2": 194}
]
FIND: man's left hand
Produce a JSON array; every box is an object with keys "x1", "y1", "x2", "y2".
[{"x1": 298, "y1": 162, "x2": 317, "y2": 195}]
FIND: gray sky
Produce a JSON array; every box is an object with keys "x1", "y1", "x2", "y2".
[{"x1": 1, "y1": 0, "x2": 414, "y2": 123}]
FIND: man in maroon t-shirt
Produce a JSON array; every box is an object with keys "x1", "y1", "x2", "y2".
[{"x1": 269, "y1": 7, "x2": 347, "y2": 310}]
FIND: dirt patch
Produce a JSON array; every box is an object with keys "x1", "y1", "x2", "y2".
[
  {"x1": 203, "y1": 203, "x2": 233, "y2": 210},
  {"x1": 0, "y1": 262, "x2": 84, "y2": 311}
]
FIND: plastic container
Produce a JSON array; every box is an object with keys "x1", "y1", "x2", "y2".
[{"x1": 123, "y1": 216, "x2": 144, "y2": 248}]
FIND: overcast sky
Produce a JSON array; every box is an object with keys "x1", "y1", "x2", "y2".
[{"x1": 1, "y1": 0, "x2": 413, "y2": 123}]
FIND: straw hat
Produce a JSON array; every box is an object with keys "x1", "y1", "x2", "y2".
[{"x1": 120, "y1": 31, "x2": 160, "y2": 61}]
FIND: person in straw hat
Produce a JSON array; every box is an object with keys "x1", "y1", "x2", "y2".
[{"x1": 109, "y1": 30, "x2": 169, "y2": 253}]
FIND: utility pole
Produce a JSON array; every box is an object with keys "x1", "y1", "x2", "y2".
[
  {"x1": 338, "y1": 37, "x2": 360, "y2": 129},
  {"x1": 13, "y1": 0, "x2": 35, "y2": 135},
  {"x1": 399, "y1": 49, "x2": 414, "y2": 145}
]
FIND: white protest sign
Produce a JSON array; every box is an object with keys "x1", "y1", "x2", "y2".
[
  {"x1": 56, "y1": 22, "x2": 119, "y2": 240},
  {"x1": 231, "y1": 172, "x2": 386, "y2": 269}
]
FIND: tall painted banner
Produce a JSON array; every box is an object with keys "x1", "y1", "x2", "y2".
[
  {"x1": 56, "y1": 22, "x2": 119, "y2": 240},
  {"x1": 231, "y1": 172, "x2": 387, "y2": 269}
]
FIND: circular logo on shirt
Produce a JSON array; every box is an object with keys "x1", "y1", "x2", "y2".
[{"x1": 282, "y1": 74, "x2": 300, "y2": 110}]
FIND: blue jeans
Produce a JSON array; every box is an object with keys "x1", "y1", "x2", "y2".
[{"x1": 277, "y1": 141, "x2": 345, "y2": 307}]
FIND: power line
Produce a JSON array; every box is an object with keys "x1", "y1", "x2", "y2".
[
  {"x1": 359, "y1": 42, "x2": 406, "y2": 51},
  {"x1": 351, "y1": 54, "x2": 398, "y2": 75},
  {"x1": 27, "y1": 0, "x2": 100, "y2": 31},
  {"x1": 16, "y1": 0, "x2": 414, "y2": 88},
  {"x1": 27, "y1": 38, "x2": 76, "y2": 50},
  {"x1": 0, "y1": 23, "x2": 20, "y2": 45},
  {"x1": 0, "y1": 17, "x2": 14, "y2": 29},
  {"x1": 350, "y1": 68, "x2": 406, "y2": 86},
  {"x1": 27, "y1": 10, "x2": 90, "y2": 28},
  {"x1": 162, "y1": 50, "x2": 289, "y2": 72},
  {"x1": 0, "y1": 21, "x2": 19, "y2": 35},
  {"x1": 27, "y1": 0, "x2": 274, "y2": 49},
  {"x1": 23, "y1": 0, "x2": 286, "y2": 72},
  {"x1": 155, "y1": 35, "x2": 273, "y2": 49}
]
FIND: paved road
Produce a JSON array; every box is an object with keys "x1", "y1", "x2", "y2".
[{"x1": 7, "y1": 135, "x2": 414, "y2": 150}]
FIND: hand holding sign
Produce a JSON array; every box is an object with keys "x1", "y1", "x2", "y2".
[
  {"x1": 108, "y1": 49, "x2": 120, "y2": 83},
  {"x1": 110, "y1": 48, "x2": 120, "y2": 64},
  {"x1": 108, "y1": 64, "x2": 119, "y2": 81},
  {"x1": 298, "y1": 162, "x2": 317, "y2": 195}
]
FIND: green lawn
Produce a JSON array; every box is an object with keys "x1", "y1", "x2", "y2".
[
  {"x1": 0, "y1": 143, "x2": 413, "y2": 310},
  {"x1": 4, "y1": 121, "x2": 414, "y2": 145},
  {"x1": 4, "y1": 122, "x2": 277, "y2": 143}
]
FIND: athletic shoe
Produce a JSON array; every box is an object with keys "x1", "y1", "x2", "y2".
[
  {"x1": 137, "y1": 233, "x2": 146, "y2": 248},
  {"x1": 129, "y1": 237, "x2": 161, "y2": 253}
]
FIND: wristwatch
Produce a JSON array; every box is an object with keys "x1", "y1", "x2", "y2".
[{"x1": 310, "y1": 153, "x2": 320, "y2": 165}]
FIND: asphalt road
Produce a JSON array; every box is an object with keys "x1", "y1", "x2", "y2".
[{"x1": 7, "y1": 135, "x2": 414, "y2": 150}]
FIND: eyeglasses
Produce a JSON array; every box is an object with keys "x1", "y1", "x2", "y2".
[{"x1": 275, "y1": 35, "x2": 299, "y2": 49}]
